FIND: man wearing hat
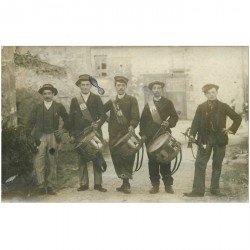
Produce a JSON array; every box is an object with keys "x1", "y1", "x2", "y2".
[
  {"x1": 104, "y1": 76, "x2": 140, "y2": 194},
  {"x1": 140, "y1": 81, "x2": 179, "y2": 194},
  {"x1": 69, "y1": 74, "x2": 107, "y2": 192},
  {"x1": 184, "y1": 84, "x2": 242, "y2": 197},
  {"x1": 27, "y1": 84, "x2": 69, "y2": 195}
]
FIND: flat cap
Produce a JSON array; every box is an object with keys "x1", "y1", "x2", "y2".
[
  {"x1": 114, "y1": 76, "x2": 129, "y2": 84},
  {"x1": 38, "y1": 84, "x2": 58, "y2": 95},
  {"x1": 202, "y1": 84, "x2": 219, "y2": 93},
  {"x1": 148, "y1": 81, "x2": 165, "y2": 90},
  {"x1": 75, "y1": 74, "x2": 90, "y2": 86}
]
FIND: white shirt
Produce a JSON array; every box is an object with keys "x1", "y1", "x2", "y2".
[
  {"x1": 44, "y1": 101, "x2": 53, "y2": 110},
  {"x1": 81, "y1": 92, "x2": 90, "y2": 102},
  {"x1": 153, "y1": 96, "x2": 162, "y2": 102},
  {"x1": 117, "y1": 93, "x2": 126, "y2": 99}
]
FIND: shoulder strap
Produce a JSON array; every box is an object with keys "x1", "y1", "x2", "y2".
[
  {"x1": 111, "y1": 97, "x2": 128, "y2": 125},
  {"x1": 148, "y1": 99, "x2": 162, "y2": 124},
  {"x1": 76, "y1": 94, "x2": 93, "y2": 122}
]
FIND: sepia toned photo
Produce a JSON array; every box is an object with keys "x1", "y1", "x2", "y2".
[{"x1": 1, "y1": 46, "x2": 248, "y2": 202}]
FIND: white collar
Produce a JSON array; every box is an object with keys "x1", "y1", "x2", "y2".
[
  {"x1": 117, "y1": 93, "x2": 126, "y2": 99},
  {"x1": 81, "y1": 92, "x2": 90, "y2": 101},
  {"x1": 153, "y1": 96, "x2": 162, "y2": 101},
  {"x1": 44, "y1": 100, "x2": 53, "y2": 110}
]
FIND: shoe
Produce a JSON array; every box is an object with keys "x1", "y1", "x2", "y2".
[
  {"x1": 149, "y1": 185, "x2": 159, "y2": 194},
  {"x1": 210, "y1": 190, "x2": 226, "y2": 196},
  {"x1": 94, "y1": 185, "x2": 107, "y2": 192},
  {"x1": 183, "y1": 192, "x2": 204, "y2": 197},
  {"x1": 165, "y1": 185, "x2": 174, "y2": 194},
  {"x1": 47, "y1": 187, "x2": 57, "y2": 195},
  {"x1": 77, "y1": 185, "x2": 89, "y2": 191},
  {"x1": 37, "y1": 188, "x2": 46, "y2": 195},
  {"x1": 116, "y1": 185, "x2": 125, "y2": 192},
  {"x1": 122, "y1": 186, "x2": 131, "y2": 194}
]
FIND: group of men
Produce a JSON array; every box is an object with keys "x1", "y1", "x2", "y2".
[{"x1": 27, "y1": 74, "x2": 242, "y2": 197}]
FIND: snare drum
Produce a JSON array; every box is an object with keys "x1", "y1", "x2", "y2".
[
  {"x1": 75, "y1": 130, "x2": 103, "y2": 161},
  {"x1": 112, "y1": 132, "x2": 145, "y2": 158},
  {"x1": 148, "y1": 132, "x2": 181, "y2": 163}
]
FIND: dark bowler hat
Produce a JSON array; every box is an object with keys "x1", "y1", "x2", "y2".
[
  {"x1": 38, "y1": 84, "x2": 58, "y2": 95},
  {"x1": 202, "y1": 84, "x2": 219, "y2": 93},
  {"x1": 148, "y1": 81, "x2": 165, "y2": 90},
  {"x1": 114, "y1": 76, "x2": 129, "y2": 85},
  {"x1": 75, "y1": 74, "x2": 91, "y2": 86}
]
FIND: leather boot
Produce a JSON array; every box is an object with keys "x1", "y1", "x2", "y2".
[
  {"x1": 122, "y1": 179, "x2": 131, "y2": 194},
  {"x1": 149, "y1": 184, "x2": 159, "y2": 194},
  {"x1": 94, "y1": 185, "x2": 107, "y2": 192},
  {"x1": 165, "y1": 185, "x2": 174, "y2": 194},
  {"x1": 77, "y1": 185, "x2": 89, "y2": 191}
]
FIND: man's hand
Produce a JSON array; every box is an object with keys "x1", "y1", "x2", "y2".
[
  {"x1": 128, "y1": 126, "x2": 135, "y2": 133},
  {"x1": 54, "y1": 129, "x2": 65, "y2": 138},
  {"x1": 222, "y1": 128, "x2": 233, "y2": 135},
  {"x1": 69, "y1": 136, "x2": 75, "y2": 144},
  {"x1": 188, "y1": 135, "x2": 196, "y2": 143},
  {"x1": 91, "y1": 122, "x2": 99, "y2": 129},
  {"x1": 161, "y1": 120, "x2": 169, "y2": 127}
]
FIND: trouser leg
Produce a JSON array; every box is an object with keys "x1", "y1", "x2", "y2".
[
  {"x1": 160, "y1": 161, "x2": 173, "y2": 186},
  {"x1": 192, "y1": 145, "x2": 212, "y2": 194},
  {"x1": 147, "y1": 153, "x2": 160, "y2": 185},
  {"x1": 92, "y1": 155, "x2": 103, "y2": 185},
  {"x1": 47, "y1": 134, "x2": 59, "y2": 188},
  {"x1": 210, "y1": 145, "x2": 226, "y2": 192},
  {"x1": 78, "y1": 154, "x2": 89, "y2": 186},
  {"x1": 110, "y1": 149, "x2": 123, "y2": 178},
  {"x1": 34, "y1": 135, "x2": 47, "y2": 188}
]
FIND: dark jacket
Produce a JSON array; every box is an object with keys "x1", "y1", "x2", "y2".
[
  {"x1": 27, "y1": 101, "x2": 69, "y2": 142},
  {"x1": 140, "y1": 97, "x2": 179, "y2": 143},
  {"x1": 104, "y1": 94, "x2": 140, "y2": 144},
  {"x1": 69, "y1": 92, "x2": 106, "y2": 137},
  {"x1": 190, "y1": 100, "x2": 242, "y2": 146}
]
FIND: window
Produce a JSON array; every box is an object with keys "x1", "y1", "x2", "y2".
[{"x1": 94, "y1": 55, "x2": 107, "y2": 77}]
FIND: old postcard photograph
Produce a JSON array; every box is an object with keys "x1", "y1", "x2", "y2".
[{"x1": 1, "y1": 46, "x2": 248, "y2": 203}]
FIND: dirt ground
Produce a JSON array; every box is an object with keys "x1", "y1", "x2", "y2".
[{"x1": 2, "y1": 120, "x2": 248, "y2": 203}]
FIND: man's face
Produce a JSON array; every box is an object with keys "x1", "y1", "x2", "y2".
[
  {"x1": 42, "y1": 90, "x2": 54, "y2": 102},
  {"x1": 152, "y1": 84, "x2": 163, "y2": 98},
  {"x1": 115, "y1": 81, "x2": 127, "y2": 95},
  {"x1": 205, "y1": 88, "x2": 218, "y2": 101},
  {"x1": 79, "y1": 81, "x2": 91, "y2": 94}
]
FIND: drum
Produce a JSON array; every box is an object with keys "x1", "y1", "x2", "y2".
[
  {"x1": 148, "y1": 132, "x2": 181, "y2": 163},
  {"x1": 75, "y1": 130, "x2": 103, "y2": 161},
  {"x1": 112, "y1": 131, "x2": 145, "y2": 158}
]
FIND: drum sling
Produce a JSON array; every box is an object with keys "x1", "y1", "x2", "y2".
[
  {"x1": 75, "y1": 94, "x2": 107, "y2": 172},
  {"x1": 148, "y1": 99, "x2": 162, "y2": 125},
  {"x1": 112, "y1": 98, "x2": 128, "y2": 126}
]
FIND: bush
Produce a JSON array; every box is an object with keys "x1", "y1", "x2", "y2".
[{"x1": 1, "y1": 123, "x2": 37, "y2": 183}]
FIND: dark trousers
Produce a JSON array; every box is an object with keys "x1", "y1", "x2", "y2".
[
  {"x1": 192, "y1": 136, "x2": 226, "y2": 194},
  {"x1": 110, "y1": 149, "x2": 135, "y2": 179},
  {"x1": 147, "y1": 153, "x2": 173, "y2": 186}
]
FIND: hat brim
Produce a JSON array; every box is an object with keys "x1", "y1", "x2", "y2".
[
  {"x1": 148, "y1": 82, "x2": 165, "y2": 90},
  {"x1": 75, "y1": 79, "x2": 90, "y2": 86},
  {"x1": 38, "y1": 87, "x2": 58, "y2": 95}
]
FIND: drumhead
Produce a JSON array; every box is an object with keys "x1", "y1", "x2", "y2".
[{"x1": 148, "y1": 133, "x2": 170, "y2": 153}]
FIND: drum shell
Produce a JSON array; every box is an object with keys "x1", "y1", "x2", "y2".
[
  {"x1": 112, "y1": 132, "x2": 144, "y2": 158},
  {"x1": 75, "y1": 131, "x2": 103, "y2": 161},
  {"x1": 148, "y1": 132, "x2": 181, "y2": 163}
]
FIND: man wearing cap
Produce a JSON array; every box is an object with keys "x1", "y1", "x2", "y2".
[
  {"x1": 27, "y1": 84, "x2": 69, "y2": 195},
  {"x1": 104, "y1": 76, "x2": 140, "y2": 194},
  {"x1": 69, "y1": 74, "x2": 107, "y2": 192},
  {"x1": 184, "y1": 84, "x2": 242, "y2": 197},
  {"x1": 140, "y1": 81, "x2": 179, "y2": 194}
]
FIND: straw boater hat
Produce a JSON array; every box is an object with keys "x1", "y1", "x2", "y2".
[
  {"x1": 75, "y1": 74, "x2": 91, "y2": 86},
  {"x1": 202, "y1": 84, "x2": 219, "y2": 93},
  {"x1": 148, "y1": 81, "x2": 165, "y2": 90},
  {"x1": 38, "y1": 84, "x2": 58, "y2": 95}
]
